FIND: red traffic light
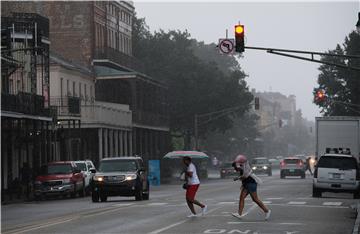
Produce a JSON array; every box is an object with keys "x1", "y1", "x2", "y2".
[{"x1": 314, "y1": 89, "x2": 326, "y2": 104}]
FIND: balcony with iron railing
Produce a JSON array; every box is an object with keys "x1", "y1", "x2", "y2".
[
  {"x1": 50, "y1": 96, "x2": 81, "y2": 118},
  {"x1": 94, "y1": 47, "x2": 144, "y2": 73},
  {"x1": 1, "y1": 92, "x2": 50, "y2": 117}
]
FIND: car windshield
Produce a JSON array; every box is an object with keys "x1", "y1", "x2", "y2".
[
  {"x1": 284, "y1": 159, "x2": 300, "y2": 164},
  {"x1": 99, "y1": 160, "x2": 138, "y2": 172},
  {"x1": 46, "y1": 164, "x2": 73, "y2": 175},
  {"x1": 75, "y1": 163, "x2": 87, "y2": 171},
  {"x1": 252, "y1": 159, "x2": 269, "y2": 164},
  {"x1": 317, "y1": 156, "x2": 357, "y2": 170},
  {"x1": 223, "y1": 163, "x2": 233, "y2": 168}
]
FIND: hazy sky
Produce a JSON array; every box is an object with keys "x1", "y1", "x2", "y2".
[{"x1": 134, "y1": 1, "x2": 359, "y2": 120}]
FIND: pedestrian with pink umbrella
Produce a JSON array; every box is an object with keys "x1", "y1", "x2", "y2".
[{"x1": 232, "y1": 154, "x2": 271, "y2": 220}]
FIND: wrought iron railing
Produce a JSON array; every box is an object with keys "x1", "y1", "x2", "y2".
[
  {"x1": 1, "y1": 92, "x2": 50, "y2": 116},
  {"x1": 94, "y1": 47, "x2": 144, "y2": 72},
  {"x1": 50, "y1": 96, "x2": 81, "y2": 117}
]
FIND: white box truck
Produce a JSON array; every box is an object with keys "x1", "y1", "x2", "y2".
[{"x1": 315, "y1": 116, "x2": 360, "y2": 160}]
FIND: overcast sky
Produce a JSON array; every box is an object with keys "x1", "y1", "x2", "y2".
[{"x1": 134, "y1": 1, "x2": 359, "y2": 121}]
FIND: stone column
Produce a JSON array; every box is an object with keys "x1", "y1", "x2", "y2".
[
  {"x1": 104, "y1": 128, "x2": 108, "y2": 158},
  {"x1": 114, "y1": 130, "x2": 119, "y2": 156},
  {"x1": 98, "y1": 128, "x2": 103, "y2": 160}
]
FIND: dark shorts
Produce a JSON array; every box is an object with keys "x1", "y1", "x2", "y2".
[
  {"x1": 243, "y1": 182, "x2": 257, "y2": 193},
  {"x1": 186, "y1": 184, "x2": 199, "y2": 200}
]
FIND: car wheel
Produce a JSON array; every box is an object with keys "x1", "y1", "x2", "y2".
[
  {"x1": 91, "y1": 191, "x2": 99, "y2": 202},
  {"x1": 268, "y1": 171, "x2": 272, "y2": 176},
  {"x1": 353, "y1": 191, "x2": 360, "y2": 199},
  {"x1": 135, "y1": 186, "x2": 143, "y2": 201},
  {"x1": 79, "y1": 180, "x2": 85, "y2": 197},
  {"x1": 312, "y1": 187, "x2": 321, "y2": 197},
  {"x1": 70, "y1": 183, "x2": 77, "y2": 198},
  {"x1": 142, "y1": 181, "x2": 150, "y2": 200},
  {"x1": 280, "y1": 172, "x2": 285, "y2": 179},
  {"x1": 301, "y1": 173, "x2": 305, "y2": 179},
  {"x1": 100, "y1": 193, "x2": 107, "y2": 202}
]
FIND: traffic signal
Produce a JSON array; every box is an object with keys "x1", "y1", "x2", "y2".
[
  {"x1": 235, "y1": 24, "x2": 245, "y2": 53},
  {"x1": 254, "y1": 97, "x2": 260, "y2": 110},
  {"x1": 314, "y1": 89, "x2": 326, "y2": 104}
]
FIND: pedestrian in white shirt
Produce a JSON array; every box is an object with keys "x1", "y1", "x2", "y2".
[{"x1": 183, "y1": 156, "x2": 207, "y2": 217}]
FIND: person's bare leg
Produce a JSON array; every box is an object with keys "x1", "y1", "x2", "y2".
[
  {"x1": 249, "y1": 192, "x2": 269, "y2": 213},
  {"x1": 238, "y1": 188, "x2": 249, "y2": 215},
  {"x1": 193, "y1": 199, "x2": 205, "y2": 208},
  {"x1": 186, "y1": 198, "x2": 196, "y2": 214}
]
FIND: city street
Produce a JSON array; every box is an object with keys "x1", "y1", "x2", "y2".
[{"x1": 2, "y1": 170, "x2": 358, "y2": 234}]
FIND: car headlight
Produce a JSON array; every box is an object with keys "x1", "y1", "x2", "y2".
[
  {"x1": 263, "y1": 166, "x2": 268, "y2": 170},
  {"x1": 62, "y1": 179, "x2": 71, "y2": 184},
  {"x1": 252, "y1": 166, "x2": 257, "y2": 170},
  {"x1": 93, "y1": 176, "x2": 104, "y2": 182},
  {"x1": 125, "y1": 174, "x2": 137, "y2": 181}
]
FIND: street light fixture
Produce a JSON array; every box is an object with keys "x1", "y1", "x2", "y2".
[{"x1": 356, "y1": 12, "x2": 360, "y2": 33}]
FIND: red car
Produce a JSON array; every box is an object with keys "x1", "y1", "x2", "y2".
[{"x1": 34, "y1": 161, "x2": 85, "y2": 200}]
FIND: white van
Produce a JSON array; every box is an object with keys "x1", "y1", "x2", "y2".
[{"x1": 313, "y1": 154, "x2": 360, "y2": 199}]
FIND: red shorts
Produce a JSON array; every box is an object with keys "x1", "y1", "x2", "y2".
[{"x1": 186, "y1": 184, "x2": 200, "y2": 200}]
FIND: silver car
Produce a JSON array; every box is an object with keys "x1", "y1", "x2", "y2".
[{"x1": 313, "y1": 154, "x2": 360, "y2": 199}]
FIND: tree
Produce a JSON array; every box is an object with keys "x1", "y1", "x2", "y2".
[
  {"x1": 132, "y1": 15, "x2": 254, "y2": 149},
  {"x1": 314, "y1": 31, "x2": 360, "y2": 116}
]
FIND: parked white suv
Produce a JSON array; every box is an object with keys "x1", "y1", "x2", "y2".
[
  {"x1": 75, "y1": 160, "x2": 96, "y2": 194},
  {"x1": 313, "y1": 154, "x2": 360, "y2": 199}
]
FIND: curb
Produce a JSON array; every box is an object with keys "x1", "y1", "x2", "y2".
[{"x1": 352, "y1": 203, "x2": 360, "y2": 234}]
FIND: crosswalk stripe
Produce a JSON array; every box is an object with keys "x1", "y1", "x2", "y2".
[
  {"x1": 263, "y1": 201, "x2": 272, "y2": 204},
  {"x1": 288, "y1": 201, "x2": 306, "y2": 205},
  {"x1": 267, "y1": 197, "x2": 283, "y2": 200},
  {"x1": 217, "y1": 202, "x2": 236, "y2": 205},
  {"x1": 147, "y1": 203, "x2": 168, "y2": 206},
  {"x1": 323, "y1": 202, "x2": 342, "y2": 206},
  {"x1": 112, "y1": 203, "x2": 133, "y2": 207}
]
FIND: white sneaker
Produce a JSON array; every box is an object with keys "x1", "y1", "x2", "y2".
[
  {"x1": 201, "y1": 205, "x2": 208, "y2": 216},
  {"x1": 231, "y1": 213, "x2": 246, "y2": 219},
  {"x1": 187, "y1": 213, "x2": 197, "y2": 218},
  {"x1": 265, "y1": 210, "x2": 271, "y2": 220}
]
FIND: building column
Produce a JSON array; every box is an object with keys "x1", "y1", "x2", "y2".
[
  {"x1": 129, "y1": 131, "x2": 133, "y2": 156},
  {"x1": 109, "y1": 129, "x2": 113, "y2": 157},
  {"x1": 124, "y1": 131, "x2": 128, "y2": 156},
  {"x1": 119, "y1": 131, "x2": 124, "y2": 156},
  {"x1": 104, "y1": 129, "x2": 108, "y2": 157},
  {"x1": 114, "y1": 130, "x2": 119, "y2": 156},
  {"x1": 98, "y1": 128, "x2": 103, "y2": 160}
]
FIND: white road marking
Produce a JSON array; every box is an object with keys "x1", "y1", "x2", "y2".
[
  {"x1": 323, "y1": 202, "x2": 342, "y2": 206},
  {"x1": 288, "y1": 201, "x2": 306, "y2": 205},
  {"x1": 147, "y1": 203, "x2": 168, "y2": 206},
  {"x1": 147, "y1": 207, "x2": 221, "y2": 234},
  {"x1": 267, "y1": 197, "x2": 283, "y2": 200},
  {"x1": 268, "y1": 203, "x2": 348, "y2": 209},
  {"x1": 218, "y1": 202, "x2": 236, "y2": 205},
  {"x1": 112, "y1": 203, "x2": 134, "y2": 207},
  {"x1": 263, "y1": 201, "x2": 272, "y2": 204},
  {"x1": 227, "y1": 222, "x2": 303, "y2": 225}
]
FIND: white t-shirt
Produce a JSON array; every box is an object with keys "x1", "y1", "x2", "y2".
[{"x1": 187, "y1": 163, "x2": 200, "y2": 185}]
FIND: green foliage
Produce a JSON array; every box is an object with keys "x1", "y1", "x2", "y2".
[
  {"x1": 132, "y1": 15, "x2": 254, "y2": 146},
  {"x1": 314, "y1": 31, "x2": 360, "y2": 116}
]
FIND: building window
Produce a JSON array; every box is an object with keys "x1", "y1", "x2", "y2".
[
  {"x1": 60, "y1": 78, "x2": 63, "y2": 98},
  {"x1": 66, "y1": 80, "x2": 70, "y2": 96},
  {"x1": 73, "y1": 81, "x2": 76, "y2": 96}
]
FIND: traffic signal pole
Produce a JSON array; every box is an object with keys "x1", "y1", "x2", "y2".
[{"x1": 244, "y1": 46, "x2": 360, "y2": 71}]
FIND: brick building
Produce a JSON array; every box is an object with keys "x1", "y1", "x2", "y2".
[{"x1": 2, "y1": 1, "x2": 171, "y2": 165}]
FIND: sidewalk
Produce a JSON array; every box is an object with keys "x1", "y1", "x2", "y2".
[{"x1": 352, "y1": 202, "x2": 360, "y2": 234}]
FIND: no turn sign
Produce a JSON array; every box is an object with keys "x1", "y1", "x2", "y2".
[{"x1": 218, "y1": 38, "x2": 235, "y2": 54}]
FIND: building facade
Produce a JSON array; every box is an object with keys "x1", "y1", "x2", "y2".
[{"x1": 1, "y1": 13, "x2": 53, "y2": 191}]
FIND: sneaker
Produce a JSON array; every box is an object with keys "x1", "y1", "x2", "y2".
[
  {"x1": 187, "y1": 213, "x2": 197, "y2": 218},
  {"x1": 265, "y1": 210, "x2": 271, "y2": 220},
  {"x1": 231, "y1": 213, "x2": 246, "y2": 219},
  {"x1": 201, "y1": 205, "x2": 208, "y2": 216}
]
